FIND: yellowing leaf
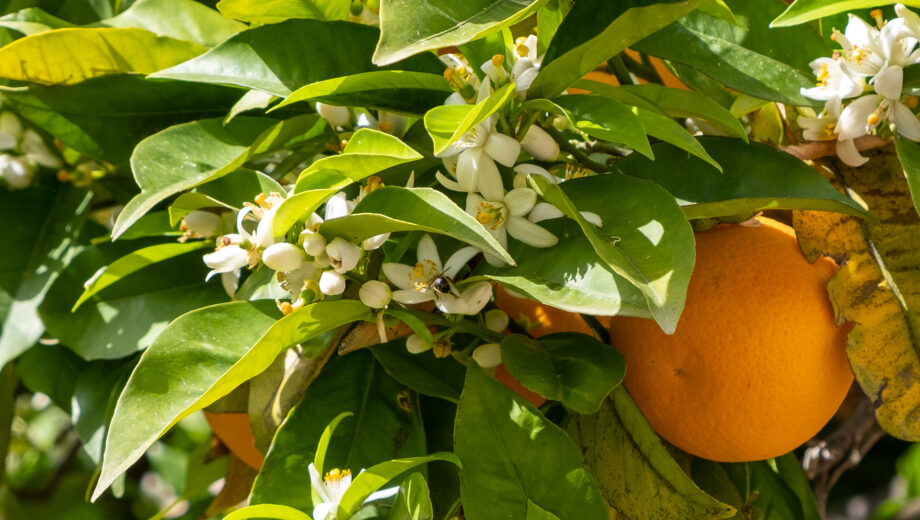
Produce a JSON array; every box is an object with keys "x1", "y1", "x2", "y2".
[
  {"x1": 793, "y1": 147, "x2": 920, "y2": 441},
  {"x1": 0, "y1": 27, "x2": 205, "y2": 85}
]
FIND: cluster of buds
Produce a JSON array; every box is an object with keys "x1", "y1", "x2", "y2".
[{"x1": 0, "y1": 111, "x2": 61, "y2": 190}]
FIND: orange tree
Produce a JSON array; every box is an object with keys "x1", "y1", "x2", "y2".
[{"x1": 3, "y1": 0, "x2": 920, "y2": 519}]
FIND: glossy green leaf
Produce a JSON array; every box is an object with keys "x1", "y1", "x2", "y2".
[
  {"x1": 0, "y1": 28, "x2": 205, "y2": 85},
  {"x1": 322, "y1": 186, "x2": 514, "y2": 264},
  {"x1": 617, "y1": 137, "x2": 874, "y2": 220},
  {"x1": 295, "y1": 128, "x2": 424, "y2": 192},
  {"x1": 272, "y1": 189, "x2": 338, "y2": 237},
  {"x1": 217, "y1": 0, "x2": 350, "y2": 23},
  {"x1": 391, "y1": 472, "x2": 433, "y2": 520},
  {"x1": 774, "y1": 453, "x2": 822, "y2": 520},
  {"x1": 315, "y1": 411, "x2": 354, "y2": 476},
  {"x1": 3, "y1": 75, "x2": 242, "y2": 165},
  {"x1": 0, "y1": 364, "x2": 13, "y2": 484},
  {"x1": 16, "y1": 343, "x2": 84, "y2": 412},
  {"x1": 529, "y1": 174, "x2": 695, "y2": 334},
  {"x1": 72, "y1": 358, "x2": 133, "y2": 463},
  {"x1": 224, "y1": 504, "x2": 314, "y2": 520},
  {"x1": 40, "y1": 242, "x2": 228, "y2": 360},
  {"x1": 635, "y1": 108, "x2": 722, "y2": 171},
  {"x1": 0, "y1": 185, "x2": 91, "y2": 369},
  {"x1": 373, "y1": 0, "x2": 548, "y2": 66},
  {"x1": 897, "y1": 135, "x2": 920, "y2": 219},
  {"x1": 101, "y1": 0, "x2": 245, "y2": 47},
  {"x1": 169, "y1": 168, "x2": 287, "y2": 226},
  {"x1": 73, "y1": 241, "x2": 212, "y2": 311},
  {"x1": 0, "y1": 8, "x2": 74, "y2": 36},
  {"x1": 721, "y1": 462, "x2": 806, "y2": 520},
  {"x1": 114, "y1": 115, "x2": 326, "y2": 239},
  {"x1": 250, "y1": 350, "x2": 426, "y2": 510},
  {"x1": 529, "y1": 0, "x2": 704, "y2": 99},
  {"x1": 93, "y1": 299, "x2": 370, "y2": 500},
  {"x1": 337, "y1": 453, "x2": 460, "y2": 517},
  {"x1": 527, "y1": 501, "x2": 562, "y2": 520},
  {"x1": 632, "y1": 9, "x2": 822, "y2": 106},
  {"x1": 424, "y1": 82, "x2": 515, "y2": 155},
  {"x1": 455, "y1": 366, "x2": 608, "y2": 520},
  {"x1": 544, "y1": 95, "x2": 653, "y2": 159},
  {"x1": 152, "y1": 19, "x2": 444, "y2": 97},
  {"x1": 273, "y1": 71, "x2": 451, "y2": 114},
  {"x1": 477, "y1": 219, "x2": 649, "y2": 318},
  {"x1": 500, "y1": 332, "x2": 625, "y2": 414},
  {"x1": 568, "y1": 388, "x2": 736, "y2": 519},
  {"x1": 771, "y1": 0, "x2": 920, "y2": 27},
  {"x1": 370, "y1": 338, "x2": 466, "y2": 403}
]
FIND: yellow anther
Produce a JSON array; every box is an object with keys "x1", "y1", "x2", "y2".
[
  {"x1": 820, "y1": 123, "x2": 836, "y2": 140},
  {"x1": 378, "y1": 120, "x2": 392, "y2": 132},
  {"x1": 515, "y1": 36, "x2": 527, "y2": 45},
  {"x1": 280, "y1": 302, "x2": 294, "y2": 315},
  {"x1": 412, "y1": 263, "x2": 426, "y2": 279},
  {"x1": 906, "y1": 96, "x2": 918, "y2": 109},
  {"x1": 491, "y1": 54, "x2": 505, "y2": 67},
  {"x1": 454, "y1": 65, "x2": 470, "y2": 79},
  {"x1": 325, "y1": 468, "x2": 351, "y2": 482},
  {"x1": 867, "y1": 112, "x2": 880, "y2": 126},
  {"x1": 870, "y1": 9, "x2": 884, "y2": 27},
  {"x1": 476, "y1": 212, "x2": 492, "y2": 225},
  {"x1": 515, "y1": 44, "x2": 529, "y2": 57},
  {"x1": 254, "y1": 192, "x2": 268, "y2": 208},
  {"x1": 443, "y1": 68, "x2": 455, "y2": 81}
]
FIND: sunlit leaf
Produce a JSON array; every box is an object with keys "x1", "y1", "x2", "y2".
[
  {"x1": 217, "y1": 0, "x2": 350, "y2": 23},
  {"x1": 424, "y1": 82, "x2": 515, "y2": 155},
  {"x1": 102, "y1": 0, "x2": 245, "y2": 47}
]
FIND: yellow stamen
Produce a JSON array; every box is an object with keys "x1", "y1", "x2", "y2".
[
  {"x1": 325, "y1": 468, "x2": 351, "y2": 482},
  {"x1": 906, "y1": 96, "x2": 918, "y2": 109},
  {"x1": 280, "y1": 302, "x2": 294, "y2": 315},
  {"x1": 254, "y1": 193, "x2": 268, "y2": 208},
  {"x1": 820, "y1": 123, "x2": 836, "y2": 140},
  {"x1": 491, "y1": 54, "x2": 505, "y2": 67},
  {"x1": 870, "y1": 9, "x2": 884, "y2": 28},
  {"x1": 443, "y1": 68, "x2": 455, "y2": 81},
  {"x1": 867, "y1": 112, "x2": 880, "y2": 126},
  {"x1": 515, "y1": 44, "x2": 529, "y2": 57},
  {"x1": 412, "y1": 263, "x2": 426, "y2": 279},
  {"x1": 378, "y1": 120, "x2": 392, "y2": 132}
]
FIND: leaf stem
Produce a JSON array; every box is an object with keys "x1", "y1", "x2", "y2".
[{"x1": 543, "y1": 125, "x2": 608, "y2": 173}]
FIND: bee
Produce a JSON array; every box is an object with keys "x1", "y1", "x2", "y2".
[{"x1": 428, "y1": 274, "x2": 461, "y2": 298}]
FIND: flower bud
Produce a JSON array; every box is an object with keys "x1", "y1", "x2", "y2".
[
  {"x1": 485, "y1": 309, "x2": 509, "y2": 332},
  {"x1": 301, "y1": 231, "x2": 327, "y2": 257},
  {"x1": 262, "y1": 243, "x2": 306, "y2": 272},
  {"x1": 359, "y1": 280, "x2": 392, "y2": 309},
  {"x1": 316, "y1": 102, "x2": 351, "y2": 127},
  {"x1": 313, "y1": 251, "x2": 332, "y2": 268},
  {"x1": 472, "y1": 343, "x2": 502, "y2": 368},
  {"x1": 0, "y1": 111, "x2": 21, "y2": 147},
  {"x1": 183, "y1": 210, "x2": 221, "y2": 237},
  {"x1": 362, "y1": 232, "x2": 390, "y2": 251},
  {"x1": 319, "y1": 270, "x2": 346, "y2": 296},
  {"x1": 326, "y1": 237, "x2": 361, "y2": 273},
  {"x1": 0, "y1": 154, "x2": 32, "y2": 189},
  {"x1": 520, "y1": 125, "x2": 560, "y2": 162},
  {"x1": 406, "y1": 334, "x2": 431, "y2": 354}
]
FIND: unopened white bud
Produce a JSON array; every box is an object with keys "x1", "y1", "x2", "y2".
[
  {"x1": 301, "y1": 231, "x2": 327, "y2": 257},
  {"x1": 319, "y1": 270, "x2": 346, "y2": 296},
  {"x1": 359, "y1": 280, "x2": 392, "y2": 308},
  {"x1": 0, "y1": 154, "x2": 32, "y2": 189},
  {"x1": 485, "y1": 309, "x2": 509, "y2": 332},
  {"x1": 262, "y1": 243, "x2": 306, "y2": 272},
  {"x1": 362, "y1": 232, "x2": 389, "y2": 251},
  {"x1": 520, "y1": 125, "x2": 560, "y2": 162},
  {"x1": 472, "y1": 343, "x2": 502, "y2": 367},
  {"x1": 183, "y1": 210, "x2": 221, "y2": 237},
  {"x1": 0, "y1": 112, "x2": 21, "y2": 147},
  {"x1": 326, "y1": 237, "x2": 361, "y2": 273},
  {"x1": 313, "y1": 251, "x2": 332, "y2": 268},
  {"x1": 316, "y1": 102, "x2": 351, "y2": 127},
  {"x1": 406, "y1": 334, "x2": 431, "y2": 354}
]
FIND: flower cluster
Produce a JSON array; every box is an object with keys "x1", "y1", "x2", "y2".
[
  {"x1": 800, "y1": 5, "x2": 920, "y2": 165},
  {"x1": 0, "y1": 111, "x2": 60, "y2": 189}
]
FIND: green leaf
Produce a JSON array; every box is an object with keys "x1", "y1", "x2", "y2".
[
  {"x1": 632, "y1": 9, "x2": 824, "y2": 106},
  {"x1": 373, "y1": 0, "x2": 548, "y2": 66},
  {"x1": 250, "y1": 350, "x2": 426, "y2": 510},
  {"x1": 529, "y1": 0, "x2": 705, "y2": 99},
  {"x1": 568, "y1": 388, "x2": 736, "y2": 519},
  {"x1": 72, "y1": 358, "x2": 133, "y2": 463},
  {"x1": 0, "y1": 8, "x2": 74, "y2": 36},
  {"x1": 224, "y1": 504, "x2": 314, "y2": 520},
  {"x1": 774, "y1": 453, "x2": 822, "y2": 520},
  {"x1": 527, "y1": 501, "x2": 562, "y2": 520},
  {"x1": 390, "y1": 472, "x2": 434, "y2": 520},
  {"x1": 101, "y1": 0, "x2": 245, "y2": 47},
  {"x1": 169, "y1": 168, "x2": 287, "y2": 226},
  {"x1": 314, "y1": 411, "x2": 354, "y2": 476},
  {"x1": 634, "y1": 108, "x2": 722, "y2": 171},
  {"x1": 73, "y1": 241, "x2": 212, "y2": 311},
  {"x1": 0, "y1": 185, "x2": 92, "y2": 369},
  {"x1": 370, "y1": 338, "x2": 466, "y2": 403},
  {"x1": 3, "y1": 75, "x2": 243, "y2": 165},
  {"x1": 721, "y1": 462, "x2": 807, "y2": 520},
  {"x1": 896, "y1": 135, "x2": 920, "y2": 219},
  {"x1": 152, "y1": 19, "x2": 444, "y2": 97},
  {"x1": 273, "y1": 71, "x2": 451, "y2": 115},
  {"x1": 93, "y1": 299, "x2": 370, "y2": 500},
  {"x1": 114, "y1": 115, "x2": 326, "y2": 239},
  {"x1": 337, "y1": 453, "x2": 461, "y2": 518},
  {"x1": 500, "y1": 332, "x2": 625, "y2": 413},
  {"x1": 616, "y1": 137, "x2": 874, "y2": 220},
  {"x1": 40, "y1": 242, "x2": 228, "y2": 360},
  {"x1": 528, "y1": 174, "x2": 695, "y2": 334},
  {"x1": 0, "y1": 27, "x2": 205, "y2": 85},
  {"x1": 534, "y1": 95, "x2": 652, "y2": 159},
  {"x1": 321, "y1": 186, "x2": 515, "y2": 265},
  {"x1": 456, "y1": 366, "x2": 608, "y2": 519},
  {"x1": 217, "y1": 0, "x2": 350, "y2": 23},
  {"x1": 771, "y1": 0, "x2": 920, "y2": 27},
  {"x1": 16, "y1": 343, "x2": 84, "y2": 411},
  {"x1": 295, "y1": 128, "x2": 424, "y2": 192},
  {"x1": 272, "y1": 189, "x2": 338, "y2": 237},
  {"x1": 424, "y1": 82, "x2": 515, "y2": 155}
]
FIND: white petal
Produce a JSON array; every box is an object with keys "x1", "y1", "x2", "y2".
[
  {"x1": 514, "y1": 67, "x2": 539, "y2": 93},
  {"x1": 504, "y1": 188, "x2": 537, "y2": 217},
  {"x1": 363, "y1": 232, "x2": 390, "y2": 250},
  {"x1": 475, "y1": 155, "x2": 505, "y2": 201},
  {"x1": 382, "y1": 263, "x2": 415, "y2": 290},
  {"x1": 445, "y1": 91, "x2": 468, "y2": 106},
  {"x1": 836, "y1": 95, "x2": 880, "y2": 139},
  {"x1": 262, "y1": 243, "x2": 307, "y2": 272},
  {"x1": 406, "y1": 334, "x2": 431, "y2": 354},
  {"x1": 203, "y1": 246, "x2": 250, "y2": 273},
  {"x1": 480, "y1": 59, "x2": 505, "y2": 84},
  {"x1": 22, "y1": 130, "x2": 61, "y2": 168},
  {"x1": 0, "y1": 112, "x2": 21, "y2": 144},
  {"x1": 477, "y1": 76, "x2": 492, "y2": 103},
  {"x1": 466, "y1": 192, "x2": 485, "y2": 216},
  {"x1": 836, "y1": 138, "x2": 869, "y2": 166},
  {"x1": 255, "y1": 212, "x2": 277, "y2": 248},
  {"x1": 436, "y1": 171, "x2": 467, "y2": 192},
  {"x1": 443, "y1": 246, "x2": 481, "y2": 279},
  {"x1": 365, "y1": 486, "x2": 400, "y2": 503},
  {"x1": 308, "y1": 464, "x2": 332, "y2": 504},
  {"x1": 894, "y1": 101, "x2": 920, "y2": 141},
  {"x1": 318, "y1": 270, "x2": 346, "y2": 296},
  {"x1": 184, "y1": 211, "x2": 221, "y2": 237},
  {"x1": 580, "y1": 211, "x2": 604, "y2": 227},
  {"x1": 313, "y1": 502, "x2": 337, "y2": 520},
  {"x1": 435, "y1": 292, "x2": 469, "y2": 314},
  {"x1": 220, "y1": 270, "x2": 240, "y2": 298},
  {"x1": 456, "y1": 148, "x2": 480, "y2": 192},
  {"x1": 324, "y1": 192, "x2": 352, "y2": 220},
  {"x1": 520, "y1": 125, "x2": 560, "y2": 161},
  {"x1": 485, "y1": 309, "x2": 510, "y2": 332},
  {"x1": 416, "y1": 234, "x2": 443, "y2": 273},
  {"x1": 513, "y1": 163, "x2": 559, "y2": 183},
  {"x1": 326, "y1": 237, "x2": 362, "y2": 273},
  {"x1": 393, "y1": 289, "x2": 434, "y2": 305},
  {"x1": 0, "y1": 154, "x2": 31, "y2": 189},
  {"x1": 485, "y1": 132, "x2": 521, "y2": 167},
  {"x1": 528, "y1": 201, "x2": 564, "y2": 223},
  {"x1": 359, "y1": 280, "x2": 392, "y2": 309},
  {"x1": 472, "y1": 343, "x2": 502, "y2": 368},
  {"x1": 507, "y1": 217, "x2": 559, "y2": 248},
  {"x1": 301, "y1": 232, "x2": 327, "y2": 257},
  {"x1": 316, "y1": 102, "x2": 351, "y2": 127},
  {"x1": 874, "y1": 64, "x2": 903, "y2": 99},
  {"x1": 459, "y1": 281, "x2": 493, "y2": 314}
]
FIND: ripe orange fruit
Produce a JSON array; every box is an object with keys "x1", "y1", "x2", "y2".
[
  {"x1": 203, "y1": 412, "x2": 264, "y2": 470},
  {"x1": 495, "y1": 285, "x2": 601, "y2": 338},
  {"x1": 608, "y1": 216, "x2": 852, "y2": 462}
]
